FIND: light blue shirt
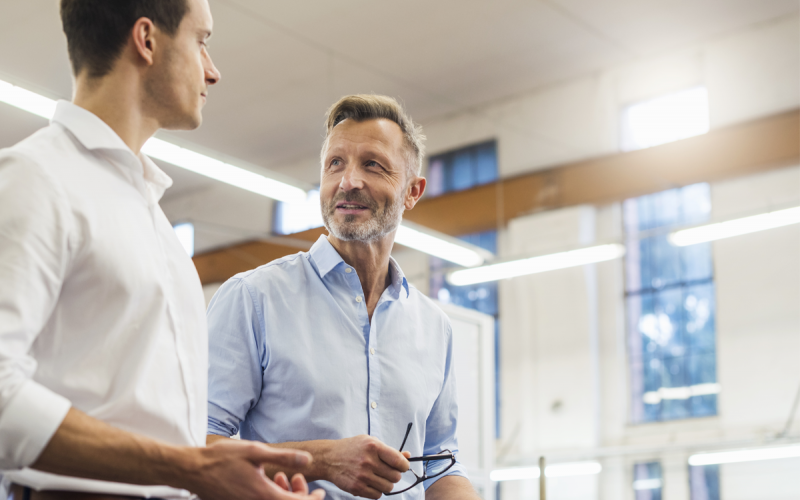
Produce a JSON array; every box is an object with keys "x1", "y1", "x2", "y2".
[{"x1": 207, "y1": 236, "x2": 467, "y2": 499}]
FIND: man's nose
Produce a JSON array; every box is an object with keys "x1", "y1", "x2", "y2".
[
  {"x1": 205, "y1": 55, "x2": 221, "y2": 85},
  {"x1": 339, "y1": 164, "x2": 365, "y2": 192}
]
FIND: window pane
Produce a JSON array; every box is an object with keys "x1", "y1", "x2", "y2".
[
  {"x1": 475, "y1": 144, "x2": 498, "y2": 185},
  {"x1": 449, "y1": 152, "x2": 474, "y2": 191},
  {"x1": 633, "y1": 462, "x2": 663, "y2": 500},
  {"x1": 427, "y1": 159, "x2": 445, "y2": 197},
  {"x1": 625, "y1": 183, "x2": 717, "y2": 423},
  {"x1": 690, "y1": 464, "x2": 720, "y2": 500}
]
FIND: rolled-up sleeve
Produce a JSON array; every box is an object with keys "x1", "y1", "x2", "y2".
[
  {"x1": 0, "y1": 153, "x2": 72, "y2": 469},
  {"x1": 423, "y1": 322, "x2": 468, "y2": 489},
  {"x1": 206, "y1": 277, "x2": 266, "y2": 437}
]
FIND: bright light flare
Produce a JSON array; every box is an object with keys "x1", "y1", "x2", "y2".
[
  {"x1": 395, "y1": 222, "x2": 488, "y2": 267},
  {"x1": 0, "y1": 79, "x2": 57, "y2": 119},
  {"x1": 173, "y1": 222, "x2": 195, "y2": 257},
  {"x1": 490, "y1": 462, "x2": 602, "y2": 482},
  {"x1": 448, "y1": 244, "x2": 625, "y2": 286},
  {"x1": 622, "y1": 87, "x2": 709, "y2": 151},
  {"x1": 669, "y1": 206, "x2": 800, "y2": 246},
  {"x1": 142, "y1": 139, "x2": 306, "y2": 203},
  {"x1": 633, "y1": 478, "x2": 662, "y2": 490},
  {"x1": 0, "y1": 78, "x2": 308, "y2": 203},
  {"x1": 688, "y1": 444, "x2": 800, "y2": 466}
]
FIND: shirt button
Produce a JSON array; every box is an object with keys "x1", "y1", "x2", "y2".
[
  {"x1": 371, "y1": 401, "x2": 377, "y2": 409},
  {"x1": 356, "y1": 296, "x2": 362, "y2": 303},
  {"x1": 370, "y1": 348, "x2": 376, "y2": 355},
  {"x1": 345, "y1": 268, "x2": 352, "y2": 273}
]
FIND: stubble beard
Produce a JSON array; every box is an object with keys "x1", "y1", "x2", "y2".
[
  {"x1": 322, "y1": 190, "x2": 405, "y2": 242},
  {"x1": 143, "y1": 44, "x2": 201, "y2": 130}
]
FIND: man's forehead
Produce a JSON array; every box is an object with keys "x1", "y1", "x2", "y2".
[
  {"x1": 327, "y1": 118, "x2": 405, "y2": 150},
  {"x1": 186, "y1": 0, "x2": 214, "y2": 32}
]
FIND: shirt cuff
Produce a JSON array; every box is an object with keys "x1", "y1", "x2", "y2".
[
  {"x1": 423, "y1": 461, "x2": 469, "y2": 490},
  {"x1": 0, "y1": 379, "x2": 71, "y2": 469}
]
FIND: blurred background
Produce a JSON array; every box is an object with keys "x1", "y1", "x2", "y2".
[{"x1": 1, "y1": 1, "x2": 798, "y2": 499}]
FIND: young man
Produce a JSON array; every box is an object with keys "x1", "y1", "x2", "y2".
[
  {"x1": 206, "y1": 95, "x2": 482, "y2": 500},
  {"x1": 0, "y1": 1, "x2": 322, "y2": 499}
]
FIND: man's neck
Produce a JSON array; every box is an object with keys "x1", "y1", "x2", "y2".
[
  {"x1": 72, "y1": 70, "x2": 160, "y2": 155},
  {"x1": 327, "y1": 234, "x2": 395, "y2": 320}
]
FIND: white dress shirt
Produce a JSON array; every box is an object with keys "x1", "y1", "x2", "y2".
[{"x1": 0, "y1": 101, "x2": 207, "y2": 498}]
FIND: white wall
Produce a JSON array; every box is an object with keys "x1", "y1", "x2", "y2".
[{"x1": 494, "y1": 165, "x2": 800, "y2": 500}]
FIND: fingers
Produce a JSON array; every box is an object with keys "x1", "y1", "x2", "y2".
[
  {"x1": 291, "y1": 473, "x2": 309, "y2": 494},
  {"x1": 376, "y1": 444, "x2": 410, "y2": 472},
  {"x1": 372, "y1": 460, "x2": 404, "y2": 483},
  {"x1": 244, "y1": 442, "x2": 312, "y2": 469},
  {"x1": 402, "y1": 451, "x2": 411, "y2": 459},
  {"x1": 274, "y1": 471, "x2": 290, "y2": 491},
  {"x1": 310, "y1": 490, "x2": 326, "y2": 500}
]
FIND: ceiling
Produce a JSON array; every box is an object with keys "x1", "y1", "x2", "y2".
[{"x1": 0, "y1": 0, "x2": 797, "y2": 204}]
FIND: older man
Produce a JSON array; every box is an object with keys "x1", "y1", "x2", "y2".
[{"x1": 206, "y1": 95, "x2": 481, "y2": 500}]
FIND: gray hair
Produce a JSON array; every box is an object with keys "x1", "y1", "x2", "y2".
[{"x1": 322, "y1": 94, "x2": 426, "y2": 177}]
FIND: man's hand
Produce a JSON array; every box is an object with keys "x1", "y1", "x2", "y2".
[
  {"x1": 321, "y1": 435, "x2": 411, "y2": 499},
  {"x1": 183, "y1": 439, "x2": 326, "y2": 500}
]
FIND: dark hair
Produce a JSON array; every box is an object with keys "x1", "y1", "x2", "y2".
[
  {"x1": 60, "y1": 0, "x2": 189, "y2": 78},
  {"x1": 323, "y1": 94, "x2": 426, "y2": 176}
]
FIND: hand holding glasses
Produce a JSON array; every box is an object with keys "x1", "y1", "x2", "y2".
[{"x1": 385, "y1": 423, "x2": 456, "y2": 496}]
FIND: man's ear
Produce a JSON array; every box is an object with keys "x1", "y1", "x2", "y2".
[
  {"x1": 130, "y1": 17, "x2": 157, "y2": 66},
  {"x1": 405, "y1": 176, "x2": 426, "y2": 210}
]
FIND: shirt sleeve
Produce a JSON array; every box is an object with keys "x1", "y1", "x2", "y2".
[
  {"x1": 422, "y1": 320, "x2": 469, "y2": 490},
  {"x1": 206, "y1": 277, "x2": 266, "y2": 437},
  {"x1": 0, "y1": 152, "x2": 73, "y2": 469}
]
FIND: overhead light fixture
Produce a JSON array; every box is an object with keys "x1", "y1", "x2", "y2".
[
  {"x1": 447, "y1": 243, "x2": 625, "y2": 286},
  {"x1": 490, "y1": 461, "x2": 602, "y2": 482},
  {"x1": 396, "y1": 220, "x2": 492, "y2": 267},
  {"x1": 688, "y1": 444, "x2": 800, "y2": 466},
  {"x1": 141, "y1": 139, "x2": 306, "y2": 203},
  {"x1": 0, "y1": 78, "x2": 307, "y2": 203},
  {"x1": 0, "y1": 79, "x2": 57, "y2": 119},
  {"x1": 669, "y1": 206, "x2": 800, "y2": 246},
  {"x1": 633, "y1": 478, "x2": 662, "y2": 491},
  {"x1": 642, "y1": 382, "x2": 720, "y2": 405}
]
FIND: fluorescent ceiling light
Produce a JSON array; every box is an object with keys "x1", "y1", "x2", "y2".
[
  {"x1": 142, "y1": 139, "x2": 305, "y2": 203},
  {"x1": 396, "y1": 220, "x2": 492, "y2": 267},
  {"x1": 633, "y1": 478, "x2": 662, "y2": 491},
  {"x1": 643, "y1": 382, "x2": 720, "y2": 405},
  {"x1": 688, "y1": 444, "x2": 800, "y2": 466},
  {"x1": 0, "y1": 78, "x2": 307, "y2": 203},
  {"x1": 447, "y1": 243, "x2": 625, "y2": 286},
  {"x1": 0, "y1": 79, "x2": 57, "y2": 119},
  {"x1": 490, "y1": 461, "x2": 602, "y2": 482},
  {"x1": 669, "y1": 206, "x2": 800, "y2": 246}
]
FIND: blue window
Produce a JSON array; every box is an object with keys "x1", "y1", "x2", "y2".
[
  {"x1": 624, "y1": 183, "x2": 719, "y2": 423},
  {"x1": 633, "y1": 462, "x2": 663, "y2": 500},
  {"x1": 426, "y1": 141, "x2": 497, "y2": 197},
  {"x1": 689, "y1": 464, "x2": 720, "y2": 500},
  {"x1": 273, "y1": 189, "x2": 322, "y2": 235}
]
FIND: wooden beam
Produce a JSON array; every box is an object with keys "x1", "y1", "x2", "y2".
[{"x1": 193, "y1": 109, "x2": 799, "y2": 284}]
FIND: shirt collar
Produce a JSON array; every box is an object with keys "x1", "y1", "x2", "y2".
[
  {"x1": 309, "y1": 235, "x2": 410, "y2": 299},
  {"x1": 51, "y1": 100, "x2": 173, "y2": 201}
]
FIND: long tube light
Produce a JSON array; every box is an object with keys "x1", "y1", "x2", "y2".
[
  {"x1": 669, "y1": 206, "x2": 800, "y2": 246},
  {"x1": 688, "y1": 444, "x2": 800, "y2": 466},
  {"x1": 396, "y1": 220, "x2": 492, "y2": 267},
  {"x1": 490, "y1": 461, "x2": 602, "y2": 482},
  {"x1": 0, "y1": 78, "x2": 306, "y2": 203},
  {"x1": 448, "y1": 243, "x2": 625, "y2": 286}
]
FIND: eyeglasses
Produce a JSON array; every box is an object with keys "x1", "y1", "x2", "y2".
[{"x1": 385, "y1": 422, "x2": 456, "y2": 496}]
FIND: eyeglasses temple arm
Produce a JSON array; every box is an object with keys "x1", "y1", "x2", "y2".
[{"x1": 399, "y1": 422, "x2": 412, "y2": 452}]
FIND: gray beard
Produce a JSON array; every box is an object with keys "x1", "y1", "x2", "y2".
[{"x1": 322, "y1": 191, "x2": 404, "y2": 242}]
